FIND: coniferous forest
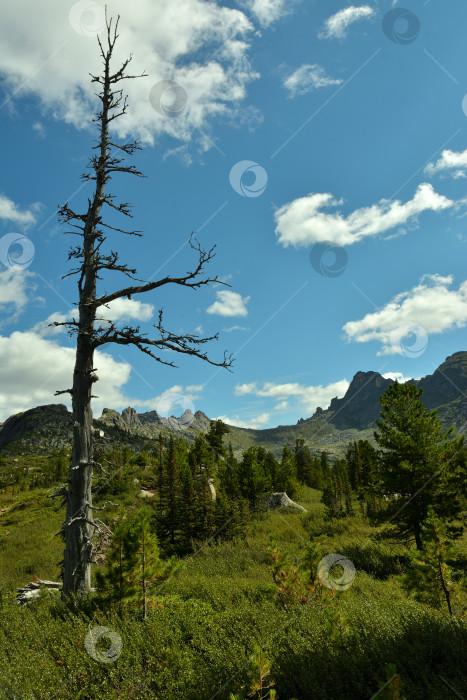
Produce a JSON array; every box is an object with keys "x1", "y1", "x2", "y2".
[
  {"x1": 0, "y1": 382, "x2": 466, "y2": 698},
  {"x1": 1, "y1": 5, "x2": 467, "y2": 699}
]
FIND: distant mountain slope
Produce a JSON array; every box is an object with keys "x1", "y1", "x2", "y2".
[{"x1": 1, "y1": 351, "x2": 466, "y2": 458}]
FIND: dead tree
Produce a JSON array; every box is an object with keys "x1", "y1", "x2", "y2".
[{"x1": 54, "y1": 16, "x2": 232, "y2": 597}]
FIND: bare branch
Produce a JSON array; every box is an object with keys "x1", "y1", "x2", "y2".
[
  {"x1": 94, "y1": 311, "x2": 233, "y2": 370},
  {"x1": 95, "y1": 234, "x2": 230, "y2": 307}
]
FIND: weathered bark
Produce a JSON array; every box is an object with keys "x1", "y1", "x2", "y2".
[
  {"x1": 62, "y1": 33, "x2": 110, "y2": 597},
  {"x1": 57, "y1": 15, "x2": 232, "y2": 598}
]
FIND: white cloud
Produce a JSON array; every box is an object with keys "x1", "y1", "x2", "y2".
[
  {"x1": 185, "y1": 384, "x2": 204, "y2": 393},
  {"x1": 283, "y1": 64, "x2": 342, "y2": 98},
  {"x1": 0, "y1": 330, "x2": 132, "y2": 420},
  {"x1": 343, "y1": 274, "x2": 467, "y2": 354},
  {"x1": 224, "y1": 325, "x2": 248, "y2": 332},
  {"x1": 0, "y1": 269, "x2": 36, "y2": 321},
  {"x1": 97, "y1": 298, "x2": 154, "y2": 323},
  {"x1": 32, "y1": 299, "x2": 154, "y2": 337},
  {"x1": 235, "y1": 379, "x2": 349, "y2": 413},
  {"x1": 207, "y1": 290, "x2": 250, "y2": 317},
  {"x1": 425, "y1": 148, "x2": 467, "y2": 179},
  {"x1": 32, "y1": 121, "x2": 46, "y2": 138},
  {"x1": 235, "y1": 382, "x2": 258, "y2": 395},
  {"x1": 32, "y1": 311, "x2": 69, "y2": 337},
  {"x1": 215, "y1": 412, "x2": 271, "y2": 429},
  {"x1": 274, "y1": 183, "x2": 453, "y2": 248},
  {"x1": 319, "y1": 5, "x2": 375, "y2": 39},
  {"x1": 0, "y1": 193, "x2": 39, "y2": 227},
  {"x1": 0, "y1": 0, "x2": 259, "y2": 148},
  {"x1": 0, "y1": 329, "x2": 207, "y2": 421},
  {"x1": 239, "y1": 0, "x2": 290, "y2": 27},
  {"x1": 274, "y1": 400, "x2": 288, "y2": 410},
  {"x1": 383, "y1": 372, "x2": 413, "y2": 383}
]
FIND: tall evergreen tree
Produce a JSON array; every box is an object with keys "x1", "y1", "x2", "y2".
[
  {"x1": 155, "y1": 436, "x2": 181, "y2": 552},
  {"x1": 237, "y1": 446, "x2": 271, "y2": 510},
  {"x1": 95, "y1": 511, "x2": 140, "y2": 615},
  {"x1": 206, "y1": 419, "x2": 230, "y2": 467},
  {"x1": 374, "y1": 382, "x2": 465, "y2": 549}
]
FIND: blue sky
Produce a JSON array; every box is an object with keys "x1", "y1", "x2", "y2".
[{"x1": 0, "y1": 0, "x2": 467, "y2": 428}]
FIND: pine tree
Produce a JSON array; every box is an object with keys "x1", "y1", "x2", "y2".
[
  {"x1": 374, "y1": 382, "x2": 465, "y2": 549},
  {"x1": 276, "y1": 445, "x2": 298, "y2": 496},
  {"x1": 237, "y1": 446, "x2": 271, "y2": 510},
  {"x1": 96, "y1": 508, "x2": 178, "y2": 617},
  {"x1": 95, "y1": 511, "x2": 140, "y2": 615},
  {"x1": 133, "y1": 508, "x2": 178, "y2": 619},
  {"x1": 294, "y1": 438, "x2": 317, "y2": 487},
  {"x1": 188, "y1": 435, "x2": 216, "y2": 542},
  {"x1": 218, "y1": 443, "x2": 240, "y2": 498},
  {"x1": 155, "y1": 436, "x2": 181, "y2": 553},
  {"x1": 206, "y1": 419, "x2": 230, "y2": 467},
  {"x1": 403, "y1": 506, "x2": 456, "y2": 615}
]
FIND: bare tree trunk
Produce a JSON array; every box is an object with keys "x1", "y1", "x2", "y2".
[
  {"x1": 62, "y1": 335, "x2": 95, "y2": 595},
  {"x1": 56, "y1": 15, "x2": 232, "y2": 597}
]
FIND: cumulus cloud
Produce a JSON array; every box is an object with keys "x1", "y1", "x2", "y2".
[
  {"x1": 0, "y1": 193, "x2": 40, "y2": 227},
  {"x1": 425, "y1": 148, "x2": 467, "y2": 179},
  {"x1": 0, "y1": 269, "x2": 37, "y2": 322},
  {"x1": 0, "y1": 329, "x2": 207, "y2": 421},
  {"x1": 32, "y1": 311, "x2": 69, "y2": 337},
  {"x1": 274, "y1": 183, "x2": 453, "y2": 248},
  {"x1": 207, "y1": 290, "x2": 250, "y2": 317},
  {"x1": 97, "y1": 298, "x2": 154, "y2": 323},
  {"x1": 343, "y1": 274, "x2": 467, "y2": 354},
  {"x1": 215, "y1": 412, "x2": 271, "y2": 429},
  {"x1": 0, "y1": 0, "x2": 259, "y2": 148},
  {"x1": 235, "y1": 379, "x2": 350, "y2": 414},
  {"x1": 319, "y1": 5, "x2": 375, "y2": 39},
  {"x1": 0, "y1": 330, "x2": 132, "y2": 420},
  {"x1": 32, "y1": 299, "x2": 154, "y2": 338},
  {"x1": 239, "y1": 0, "x2": 291, "y2": 27},
  {"x1": 383, "y1": 372, "x2": 414, "y2": 383},
  {"x1": 224, "y1": 325, "x2": 248, "y2": 332},
  {"x1": 283, "y1": 64, "x2": 342, "y2": 97}
]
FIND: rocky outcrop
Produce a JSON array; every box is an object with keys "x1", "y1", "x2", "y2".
[
  {"x1": 415, "y1": 351, "x2": 467, "y2": 409},
  {"x1": 328, "y1": 371, "x2": 393, "y2": 430},
  {"x1": 0, "y1": 404, "x2": 72, "y2": 450},
  {"x1": 265, "y1": 492, "x2": 307, "y2": 513}
]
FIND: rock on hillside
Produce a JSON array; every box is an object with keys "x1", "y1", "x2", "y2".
[
  {"x1": 327, "y1": 371, "x2": 393, "y2": 430},
  {"x1": 0, "y1": 404, "x2": 72, "y2": 450}
]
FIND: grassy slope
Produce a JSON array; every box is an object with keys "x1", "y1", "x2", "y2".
[{"x1": 0, "y1": 485, "x2": 466, "y2": 699}]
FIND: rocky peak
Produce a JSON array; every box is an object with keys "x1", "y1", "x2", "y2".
[
  {"x1": 122, "y1": 407, "x2": 140, "y2": 428},
  {"x1": 0, "y1": 404, "x2": 72, "y2": 449},
  {"x1": 416, "y1": 351, "x2": 467, "y2": 409},
  {"x1": 329, "y1": 371, "x2": 393, "y2": 430}
]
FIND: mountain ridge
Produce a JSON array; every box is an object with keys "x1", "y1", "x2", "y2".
[{"x1": 1, "y1": 351, "x2": 466, "y2": 459}]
